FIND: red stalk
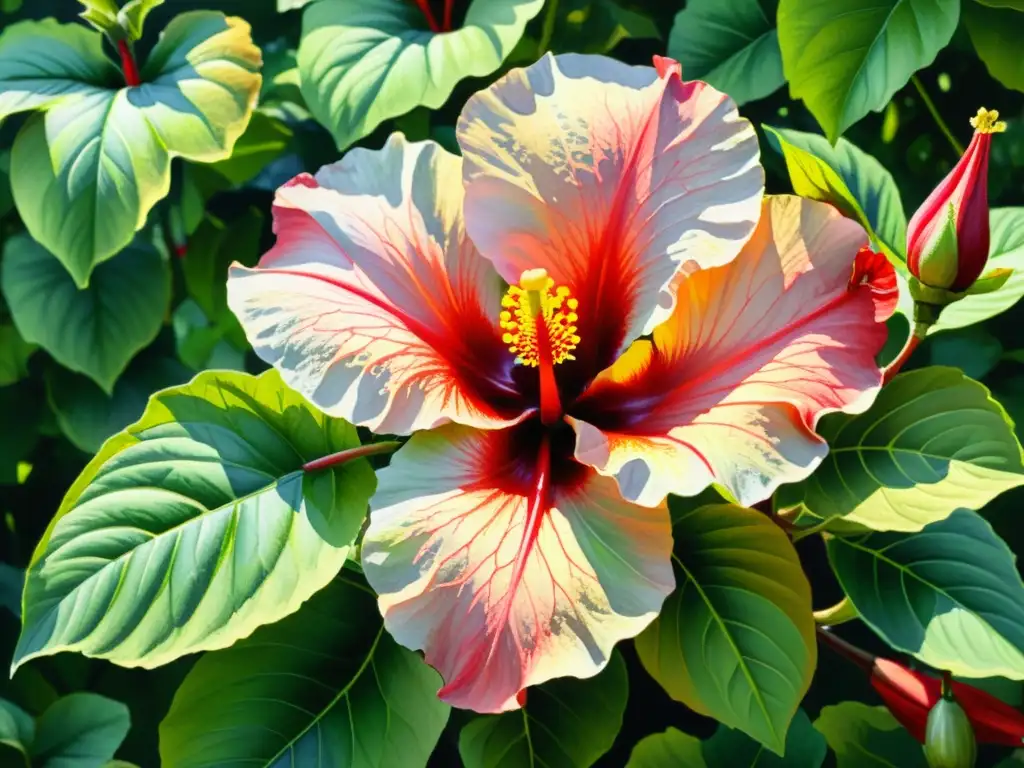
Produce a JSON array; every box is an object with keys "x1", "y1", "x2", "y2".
[
  {"x1": 117, "y1": 40, "x2": 140, "y2": 87},
  {"x1": 411, "y1": 0, "x2": 442, "y2": 33},
  {"x1": 443, "y1": 0, "x2": 454, "y2": 31},
  {"x1": 302, "y1": 440, "x2": 401, "y2": 472},
  {"x1": 533, "y1": 309, "x2": 563, "y2": 426},
  {"x1": 882, "y1": 331, "x2": 923, "y2": 385}
]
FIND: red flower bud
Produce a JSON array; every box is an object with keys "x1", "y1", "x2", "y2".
[
  {"x1": 819, "y1": 630, "x2": 1024, "y2": 746},
  {"x1": 906, "y1": 108, "x2": 1006, "y2": 292}
]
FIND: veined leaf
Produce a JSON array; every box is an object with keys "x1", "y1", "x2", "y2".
[
  {"x1": 776, "y1": 367, "x2": 1024, "y2": 531},
  {"x1": 814, "y1": 703, "x2": 927, "y2": 767},
  {"x1": 159, "y1": 576, "x2": 448, "y2": 768},
  {"x1": 459, "y1": 652, "x2": 627, "y2": 768},
  {"x1": 764, "y1": 125, "x2": 907, "y2": 261},
  {"x1": 298, "y1": 0, "x2": 544, "y2": 151},
  {"x1": 828, "y1": 508, "x2": 1024, "y2": 679},
  {"x1": 777, "y1": 0, "x2": 959, "y2": 142},
  {"x1": 703, "y1": 709, "x2": 827, "y2": 767},
  {"x1": 669, "y1": 0, "x2": 783, "y2": 106},
  {"x1": 1, "y1": 234, "x2": 169, "y2": 394},
  {"x1": 635, "y1": 504, "x2": 815, "y2": 755},
  {"x1": 0, "y1": 13, "x2": 261, "y2": 286},
  {"x1": 13, "y1": 369, "x2": 376, "y2": 671}
]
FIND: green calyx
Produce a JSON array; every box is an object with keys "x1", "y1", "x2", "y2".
[{"x1": 924, "y1": 696, "x2": 977, "y2": 768}]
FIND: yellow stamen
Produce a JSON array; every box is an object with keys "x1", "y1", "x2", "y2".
[
  {"x1": 970, "y1": 107, "x2": 1006, "y2": 135},
  {"x1": 499, "y1": 269, "x2": 580, "y2": 367}
]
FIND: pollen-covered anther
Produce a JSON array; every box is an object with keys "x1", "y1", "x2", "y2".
[
  {"x1": 499, "y1": 269, "x2": 580, "y2": 367},
  {"x1": 970, "y1": 107, "x2": 1007, "y2": 135}
]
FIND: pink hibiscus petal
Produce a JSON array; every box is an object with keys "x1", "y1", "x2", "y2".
[
  {"x1": 361, "y1": 423, "x2": 674, "y2": 713},
  {"x1": 569, "y1": 195, "x2": 899, "y2": 507},
  {"x1": 227, "y1": 135, "x2": 526, "y2": 435},
  {"x1": 457, "y1": 53, "x2": 764, "y2": 385}
]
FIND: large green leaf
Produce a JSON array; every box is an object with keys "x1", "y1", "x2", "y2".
[
  {"x1": 1, "y1": 234, "x2": 169, "y2": 393},
  {"x1": 298, "y1": 0, "x2": 544, "y2": 151},
  {"x1": 13, "y1": 369, "x2": 376, "y2": 671},
  {"x1": 0, "y1": 13, "x2": 261, "y2": 286},
  {"x1": 814, "y1": 702, "x2": 927, "y2": 767},
  {"x1": 764, "y1": 125, "x2": 907, "y2": 261},
  {"x1": 0, "y1": 324, "x2": 35, "y2": 387},
  {"x1": 777, "y1": 0, "x2": 959, "y2": 141},
  {"x1": 965, "y1": 1, "x2": 1024, "y2": 92},
  {"x1": 828, "y1": 508, "x2": 1024, "y2": 679},
  {"x1": 32, "y1": 693, "x2": 130, "y2": 768},
  {"x1": 0, "y1": 698, "x2": 33, "y2": 765},
  {"x1": 46, "y1": 357, "x2": 190, "y2": 454},
  {"x1": 204, "y1": 111, "x2": 292, "y2": 186},
  {"x1": 702, "y1": 709, "x2": 827, "y2": 767},
  {"x1": 634, "y1": 504, "x2": 815, "y2": 755},
  {"x1": 668, "y1": 0, "x2": 783, "y2": 106},
  {"x1": 159, "y1": 575, "x2": 449, "y2": 768},
  {"x1": 459, "y1": 652, "x2": 627, "y2": 768},
  {"x1": 626, "y1": 729, "x2": 705, "y2": 768},
  {"x1": 776, "y1": 367, "x2": 1024, "y2": 531},
  {"x1": 933, "y1": 209, "x2": 1024, "y2": 331}
]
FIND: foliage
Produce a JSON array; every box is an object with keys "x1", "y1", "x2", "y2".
[{"x1": 0, "y1": 0, "x2": 1021, "y2": 766}]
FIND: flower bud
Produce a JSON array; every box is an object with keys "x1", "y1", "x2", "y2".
[
  {"x1": 924, "y1": 695, "x2": 977, "y2": 768},
  {"x1": 907, "y1": 107, "x2": 1006, "y2": 292}
]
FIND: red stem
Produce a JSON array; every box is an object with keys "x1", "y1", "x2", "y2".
[
  {"x1": 443, "y1": 0, "x2": 454, "y2": 31},
  {"x1": 816, "y1": 627, "x2": 875, "y2": 672},
  {"x1": 882, "y1": 331, "x2": 923, "y2": 385},
  {"x1": 117, "y1": 40, "x2": 140, "y2": 87},
  {"x1": 534, "y1": 310, "x2": 563, "y2": 426},
  {"x1": 411, "y1": 0, "x2": 442, "y2": 33},
  {"x1": 302, "y1": 440, "x2": 401, "y2": 472}
]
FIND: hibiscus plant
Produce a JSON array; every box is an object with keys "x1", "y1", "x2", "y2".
[{"x1": 0, "y1": 1, "x2": 1023, "y2": 767}]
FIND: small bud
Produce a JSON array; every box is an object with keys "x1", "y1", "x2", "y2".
[
  {"x1": 907, "y1": 107, "x2": 1005, "y2": 293},
  {"x1": 924, "y1": 694, "x2": 977, "y2": 768}
]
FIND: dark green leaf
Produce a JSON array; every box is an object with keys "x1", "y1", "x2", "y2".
[
  {"x1": 0, "y1": 325, "x2": 35, "y2": 387},
  {"x1": 703, "y1": 709, "x2": 827, "y2": 767},
  {"x1": 32, "y1": 693, "x2": 130, "y2": 768},
  {"x1": 551, "y1": 0, "x2": 660, "y2": 56},
  {"x1": 965, "y1": 1, "x2": 1024, "y2": 92},
  {"x1": 926, "y1": 328, "x2": 1002, "y2": 380},
  {"x1": 814, "y1": 702, "x2": 927, "y2": 767}
]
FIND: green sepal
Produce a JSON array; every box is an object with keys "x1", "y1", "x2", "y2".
[
  {"x1": 118, "y1": 0, "x2": 164, "y2": 42},
  {"x1": 966, "y1": 267, "x2": 1014, "y2": 295}
]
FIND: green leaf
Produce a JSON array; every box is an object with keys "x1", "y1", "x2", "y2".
[
  {"x1": 1, "y1": 234, "x2": 170, "y2": 393},
  {"x1": 975, "y1": 0, "x2": 1024, "y2": 8},
  {"x1": 0, "y1": 324, "x2": 35, "y2": 386},
  {"x1": 764, "y1": 125, "x2": 907, "y2": 261},
  {"x1": 159, "y1": 575, "x2": 449, "y2": 768},
  {"x1": 204, "y1": 111, "x2": 292, "y2": 186},
  {"x1": 933, "y1": 211, "x2": 1024, "y2": 331},
  {"x1": 13, "y1": 369, "x2": 376, "y2": 671},
  {"x1": 551, "y1": 0, "x2": 661, "y2": 56},
  {"x1": 814, "y1": 702, "x2": 927, "y2": 767},
  {"x1": 172, "y1": 300, "x2": 246, "y2": 373},
  {"x1": 626, "y1": 728, "x2": 705, "y2": 768},
  {"x1": 965, "y1": 1, "x2": 1024, "y2": 92},
  {"x1": 298, "y1": 0, "x2": 544, "y2": 151},
  {"x1": 1, "y1": 13, "x2": 261, "y2": 286},
  {"x1": 77, "y1": 0, "x2": 121, "y2": 37},
  {"x1": 703, "y1": 709, "x2": 827, "y2": 767},
  {"x1": 46, "y1": 357, "x2": 190, "y2": 454},
  {"x1": 0, "y1": 562, "x2": 23, "y2": 618},
  {"x1": 118, "y1": 0, "x2": 165, "y2": 42},
  {"x1": 32, "y1": 693, "x2": 130, "y2": 768},
  {"x1": 668, "y1": 0, "x2": 783, "y2": 106},
  {"x1": 183, "y1": 210, "x2": 263, "y2": 326},
  {"x1": 0, "y1": 698, "x2": 33, "y2": 765},
  {"x1": 828, "y1": 508, "x2": 1024, "y2": 679},
  {"x1": 777, "y1": 0, "x2": 960, "y2": 141},
  {"x1": 459, "y1": 652, "x2": 627, "y2": 768},
  {"x1": 0, "y1": 151, "x2": 12, "y2": 219},
  {"x1": 634, "y1": 504, "x2": 815, "y2": 755},
  {"x1": 927, "y1": 327, "x2": 1002, "y2": 380},
  {"x1": 777, "y1": 367, "x2": 1024, "y2": 531}
]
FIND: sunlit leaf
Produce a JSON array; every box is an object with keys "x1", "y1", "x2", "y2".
[
  {"x1": 298, "y1": 0, "x2": 544, "y2": 150},
  {"x1": 204, "y1": 111, "x2": 292, "y2": 186},
  {"x1": 1, "y1": 234, "x2": 169, "y2": 393},
  {"x1": 160, "y1": 575, "x2": 449, "y2": 768},
  {"x1": 13, "y1": 370, "x2": 376, "y2": 671},
  {"x1": 778, "y1": 0, "x2": 959, "y2": 141},
  {"x1": 459, "y1": 652, "x2": 627, "y2": 768},
  {"x1": 635, "y1": 504, "x2": 815, "y2": 755},
  {"x1": 776, "y1": 367, "x2": 1024, "y2": 531},
  {"x1": 814, "y1": 703, "x2": 927, "y2": 767}
]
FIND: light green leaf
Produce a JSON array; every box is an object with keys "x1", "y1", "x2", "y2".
[
  {"x1": 1, "y1": 234, "x2": 170, "y2": 393},
  {"x1": 776, "y1": 367, "x2": 1024, "y2": 531},
  {"x1": 626, "y1": 728, "x2": 705, "y2": 768},
  {"x1": 0, "y1": 698, "x2": 33, "y2": 765},
  {"x1": 159, "y1": 575, "x2": 449, "y2": 768},
  {"x1": 551, "y1": 0, "x2": 660, "y2": 56},
  {"x1": 777, "y1": 0, "x2": 960, "y2": 141},
  {"x1": 459, "y1": 652, "x2": 627, "y2": 768},
  {"x1": 298, "y1": 0, "x2": 544, "y2": 151},
  {"x1": 205, "y1": 111, "x2": 292, "y2": 186},
  {"x1": 46, "y1": 357, "x2": 190, "y2": 454},
  {"x1": 669, "y1": 0, "x2": 782, "y2": 105},
  {"x1": 118, "y1": 0, "x2": 165, "y2": 42},
  {"x1": 828, "y1": 508, "x2": 1024, "y2": 679},
  {"x1": 13, "y1": 369, "x2": 376, "y2": 671},
  {"x1": 32, "y1": 693, "x2": 130, "y2": 768},
  {"x1": 0, "y1": 324, "x2": 35, "y2": 386},
  {"x1": 703, "y1": 709, "x2": 827, "y2": 767},
  {"x1": 764, "y1": 125, "x2": 907, "y2": 261},
  {"x1": 2, "y1": 13, "x2": 261, "y2": 286},
  {"x1": 965, "y1": 1, "x2": 1024, "y2": 92},
  {"x1": 814, "y1": 702, "x2": 927, "y2": 767},
  {"x1": 635, "y1": 504, "x2": 815, "y2": 755}
]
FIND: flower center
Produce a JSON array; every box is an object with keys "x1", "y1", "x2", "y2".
[
  {"x1": 500, "y1": 268, "x2": 579, "y2": 425},
  {"x1": 970, "y1": 107, "x2": 1006, "y2": 135}
]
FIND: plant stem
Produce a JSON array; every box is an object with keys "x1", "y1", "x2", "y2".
[
  {"x1": 537, "y1": 0, "x2": 559, "y2": 54},
  {"x1": 882, "y1": 322, "x2": 928, "y2": 385},
  {"x1": 817, "y1": 626, "x2": 875, "y2": 672},
  {"x1": 117, "y1": 40, "x2": 140, "y2": 87},
  {"x1": 443, "y1": 0, "x2": 454, "y2": 31},
  {"x1": 813, "y1": 596, "x2": 858, "y2": 627},
  {"x1": 303, "y1": 440, "x2": 401, "y2": 472},
  {"x1": 411, "y1": 0, "x2": 442, "y2": 33},
  {"x1": 911, "y1": 74, "x2": 964, "y2": 157}
]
